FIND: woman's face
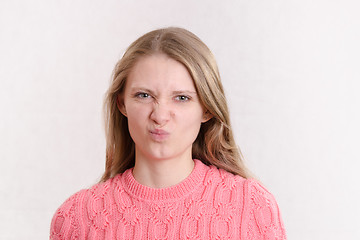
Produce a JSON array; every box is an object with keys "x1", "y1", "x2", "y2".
[{"x1": 120, "y1": 54, "x2": 208, "y2": 163}]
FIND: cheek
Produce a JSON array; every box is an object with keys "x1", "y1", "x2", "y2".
[
  {"x1": 126, "y1": 105, "x2": 149, "y2": 132},
  {"x1": 178, "y1": 108, "x2": 203, "y2": 134}
]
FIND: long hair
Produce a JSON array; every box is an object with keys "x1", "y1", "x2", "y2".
[{"x1": 101, "y1": 27, "x2": 251, "y2": 182}]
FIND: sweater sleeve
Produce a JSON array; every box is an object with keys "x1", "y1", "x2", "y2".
[
  {"x1": 241, "y1": 179, "x2": 287, "y2": 240},
  {"x1": 50, "y1": 190, "x2": 87, "y2": 240}
]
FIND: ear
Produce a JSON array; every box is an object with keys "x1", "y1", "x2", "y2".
[
  {"x1": 201, "y1": 111, "x2": 213, "y2": 123},
  {"x1": 117, "y1": 95, "x2": 127, "y2": 117}
]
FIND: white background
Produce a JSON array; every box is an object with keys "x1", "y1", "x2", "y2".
[{"x1": 1, "y1": 0, "x2": 359, "y2": 239}]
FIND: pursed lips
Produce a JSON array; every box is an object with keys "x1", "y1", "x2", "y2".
[{"x1": 149, "y1": 129, "x2": 170, "y2": 141}]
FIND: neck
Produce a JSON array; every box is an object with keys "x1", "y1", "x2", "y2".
[{"x1": 132, "y1": 153, "x2": 195, "y2": 189}]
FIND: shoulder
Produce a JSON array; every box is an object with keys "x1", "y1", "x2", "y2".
[
  {"x1": 201, "y1": 162, "x2": 248, "y2": 187},
  {"x1": 200, "y1": 164, "x2": 286, "y2": 238},
  {"x1": 50, "y1": 188, "x2": 89, "y2": 239},
  {"x1": 241, "y1": 178, "x2": 287, "y2": 239},
  {"x1": 50, "y1": 175, "x2": 123, "y2": 239},
  {"x1": 244, "y1": 178, "x2": 278, "y2": 206}
]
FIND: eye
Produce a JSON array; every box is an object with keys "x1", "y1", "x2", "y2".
[
  {"x1": 175, "y1": 95, "x2": 190, "y2": 102},
  {"x1": 135, "y1": 92, "x2": 151, "y2": 99}
]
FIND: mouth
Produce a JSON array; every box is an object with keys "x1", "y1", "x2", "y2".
[{"x1": 149, "y1": 129, "x2": 170, "y2": 141}]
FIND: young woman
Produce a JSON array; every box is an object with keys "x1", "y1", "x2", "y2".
[{"x1": 50, "y1": 27, "x2": 286, "y2": 239}]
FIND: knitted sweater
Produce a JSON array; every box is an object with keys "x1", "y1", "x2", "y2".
[{"x1": 50, "y1": 160, "x2": 286, "y2": 239}]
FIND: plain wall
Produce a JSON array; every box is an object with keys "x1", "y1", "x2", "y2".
[{"x1": 1, "y1": 0, "x2": 359, "y2": 239}]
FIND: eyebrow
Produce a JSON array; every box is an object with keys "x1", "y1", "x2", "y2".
[
  {"x1": 130, "y1": 88, "x2": 197, "y2": 95},
  {"x1": 172, "y1": 90, "x2": 197, "y2": 95}
]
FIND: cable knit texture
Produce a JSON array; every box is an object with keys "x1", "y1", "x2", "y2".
[{"x1": 50, "y1": 160, "x2": 286, "y2": 239}]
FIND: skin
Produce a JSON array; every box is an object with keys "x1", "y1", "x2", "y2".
[{"x1": 119, "y1": 54, "x2": 211, "y2": 188}]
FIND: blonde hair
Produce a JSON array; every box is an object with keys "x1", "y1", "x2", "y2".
[{"x1": 101, "y1": 27, "x2": 251, "y2": 182}]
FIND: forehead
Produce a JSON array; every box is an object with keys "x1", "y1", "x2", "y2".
[{"x1": 126, "y1": 54, "x2": 195, "y2": 90}]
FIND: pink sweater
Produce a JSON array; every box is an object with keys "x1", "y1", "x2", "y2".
[{"x1": 50, "y1": 160, "x2": 286, "y2": 239}]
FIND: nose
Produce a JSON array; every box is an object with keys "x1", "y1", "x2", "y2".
[{"x1": 150, "y1": 101, "x2": 172, "y2": 127}]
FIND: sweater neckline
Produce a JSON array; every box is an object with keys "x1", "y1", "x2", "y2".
[{"x1": 121, "y1": 159, "x2": 207, "y2": 201}]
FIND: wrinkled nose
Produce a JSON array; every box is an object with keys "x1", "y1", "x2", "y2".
[{"x1": 150, "y1": 102, "x2": 172, "y2": 127}]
